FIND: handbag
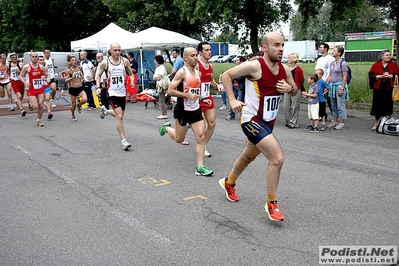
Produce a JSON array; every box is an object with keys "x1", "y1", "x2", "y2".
[{"x1": 393, "y1": 75, "x2": 399, "y2": 101}]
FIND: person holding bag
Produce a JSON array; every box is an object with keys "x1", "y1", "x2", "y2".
[
  {"x1": 368, "y1": 50, "x2": 399, "y2": 131},
  {"x1": 154, "y1": 55, "x2": 170, "y2": 119}
]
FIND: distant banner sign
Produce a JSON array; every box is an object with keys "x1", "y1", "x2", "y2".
[{"x1": 345, "y1": 31, "x2": 396, "y2": 40}]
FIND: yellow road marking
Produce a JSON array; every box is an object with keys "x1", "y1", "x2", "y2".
[
  {"x1": 154, "y1": 179, "x2": 170, "y2": 186},
  {"x1": 183, "y1": 195, "x2": 207, "y2": 201}
]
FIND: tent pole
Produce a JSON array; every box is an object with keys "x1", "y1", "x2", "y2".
[{"x1": 140, "y1": 48, "x2": 144, "y2": 91}]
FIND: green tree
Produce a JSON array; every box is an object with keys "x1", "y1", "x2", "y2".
[
  {"x1": 216, "y1": 0, "x2": 291, "y2": 53},
  {"x1": 0, "y1": 0, "x2": 116, "y2": 52},
  {"x1": 290, "y1": 1, "x2": 392, "y2": 42},
  {"x1": 213, "y1": 31, "x2": 239, "y2": 44},
  {"x1": 294, "y1": 0, "x2": 397, "y2": 59},
  {"x1": 368, "y1": 0, "x2": 399, "y2": 59},
  {"x1": 102, "y1": 0, "x2": 212, "y2": 38},
  {"x1": 102, "y1": 0, "x2": 292, "y2": 54}
]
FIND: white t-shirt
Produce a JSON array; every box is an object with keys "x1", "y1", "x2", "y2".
[
  {"x1": 315, "y1": 54, "x2": 334, "y2": 80},
  {"x1": 44, "y1": 58, "x2": 55, "y2": 79},
  {"x1": 80, "y1": 59, "x2": 95, "y2": 82},
  {"x1": 154, "y1": 65, "x2": 167, "y2": 79}
]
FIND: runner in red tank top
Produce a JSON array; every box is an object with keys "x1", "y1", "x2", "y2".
[
  {"x1": 196, "y1": 41, "x2": 223, "y2": 158},
  {"x1": 219, "y1": 32, "x2": 298, "y2": 222},
  {"x1": 19, "y1": 52, "x2": 49, "y2": 127}
]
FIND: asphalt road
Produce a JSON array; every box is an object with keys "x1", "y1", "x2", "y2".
[{"x1": 1, "y1": 97, "x2": 398, "y2": 266}]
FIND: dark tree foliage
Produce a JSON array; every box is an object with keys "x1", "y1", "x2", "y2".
[{"x1": 0, "y1": 0, "x2": 116, "y2": 53}]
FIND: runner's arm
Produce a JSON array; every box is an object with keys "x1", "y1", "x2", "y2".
[
  {"x1": 95, "y1": 60, "x2": 106, "y2": 87},
  {"x1": 167, "y1": 68, "x2": 201, "y2": 102},
  {"x1": 124, "y1": 58, "x2": 135, "y2": 87},
  {"x1": 277, "y1": 64, "x2": 298, "y2": 96},
  {"x1": 222, "y1": 60, "x2": 259, "y2": 112},
  {"x1": 19, "y1": 65, "x2": 29, "y2": 86}
]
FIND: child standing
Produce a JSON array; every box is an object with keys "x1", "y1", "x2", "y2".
[
  {"x1": 302, "y1": 73, "x2": 320, "y2": 132},
  {"x1": 315, "y1": 69, "x2": 330, "y2": 131}
]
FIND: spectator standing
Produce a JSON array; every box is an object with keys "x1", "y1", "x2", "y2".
[
  {"x1": 95, "y1": 53, "x2": 109, "y2": 109},
  {"x1": 79, "y1": 51, "x2": 96, "y2": 110},
  {"x1": 153, "y1": 55, "x2": 169, "y2": 119},
  {"x1": 326, "y1": 46, "x2": 349, "y2": 130},
  {"x1": 225, "y1": 55, "x2": 245, "y2": 120},
  {"x1": 369, "y1": 50, "x2": 399, "y2": 130},
  {"x1": 169, "y1": 48, "x2": 184, "y2": 79},
  {"x1": 126, "y1": 52, "x2": 138, "y2": 103},
  {"x1": 315, "y1": 43, "x2": 334, "y2": 113},
  {"x1": 284, "y1": 52, "x2": 305, "y2": 128},
  {"x1": 219, "y1": 72, "x2": 227, "y2": 110}
]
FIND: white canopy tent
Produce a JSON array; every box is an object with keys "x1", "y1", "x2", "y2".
[
  {"x1": 128, "y1": 27, "x2": 200, "y2": 89},
  {"x1": 128, "y1": 26, "x2": 200, "y2": 50},
  {"x1": 70, "y1": 23, "x2": 137, "y2": 51},
  {"x1": 70, "y1": 24, "x2": 201, "y2": 89}
]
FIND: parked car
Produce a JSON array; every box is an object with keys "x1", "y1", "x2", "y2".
[
  {"x1": 217, "y1": 54, "x2": 236, "y2": 63},
  {"x1": 209, "y1": 55, "x2": 223, "y2": 63},
  {"x1": 230, "y1": 54, "x2": 248, "y2": 63},
  {"x1": 281, "y1": 55, "x2": 288, "y2": 63},
  {"x1": 300, "y1": 55, "x2": 315, "y2": 63}
]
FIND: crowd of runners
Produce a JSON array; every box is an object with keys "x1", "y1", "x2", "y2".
[{"x1": 1, "y1": 32, "x2": 300, "y2": 222}]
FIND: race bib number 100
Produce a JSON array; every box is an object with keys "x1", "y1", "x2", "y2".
[{"x1": 263, "y1": 95, "x2": 282, "y2": 121}]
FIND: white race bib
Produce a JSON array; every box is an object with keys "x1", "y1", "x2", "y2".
[
  {"x1": 33, "y1": 79, "x2": 43, "y2": 90},
  {"x1": 263, "y1": 95, "x2": 282, "y2": 121},
  {"x1": 185, "y1": 87, "x2": 200, "y2": 110},
  {"x1": 110, "y1": 75, "x2": 124, "y2": 89},
  {"x1": 201, "y1": 82, "x2": 211, "y2": 98},
  {"x1": 11, "y1": 69, "x2": 19, "y2": 79}
]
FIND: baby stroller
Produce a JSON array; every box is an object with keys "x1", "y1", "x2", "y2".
[{"x1": 136, "y1": 88, "x2": 174, "y2": 110}]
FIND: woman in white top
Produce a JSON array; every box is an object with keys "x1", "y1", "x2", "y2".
[{"x1": 153, "y1": 55, "x2": 169, "y2": 119}]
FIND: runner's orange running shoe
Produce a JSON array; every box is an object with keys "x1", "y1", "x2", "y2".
[
  {"x1": 219, "y1": 178, "x2": 238, "y2": 202},
  {"x1": 265, "y1": 201, "x2": 284, "y2": 221}
]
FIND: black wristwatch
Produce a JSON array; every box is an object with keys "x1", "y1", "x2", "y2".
[{"x1": 290, "y1": 87, "x2": 295, "y2": 93}]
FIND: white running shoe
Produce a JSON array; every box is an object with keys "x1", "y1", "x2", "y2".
[
  {"x1": 100, "y1": 105, "x2": 107, "y2": 119},
  {"x1": 51, "y1": 99, "x2": 56, "y2": 108},
  {"x1": 181, "y1": 138, "x2": 189, "y2": 145},
  {"x1": 122, "y1": 139, "x2": 132, "y2": 150},
  {"x1": 204, "y1": 148, "x2": 212, "y2": 158}
]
